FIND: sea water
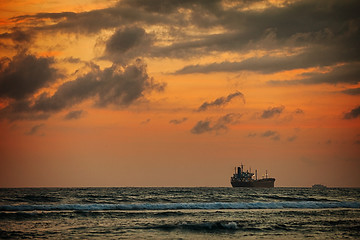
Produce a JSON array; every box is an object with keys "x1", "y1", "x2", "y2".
[{"x1": 0, "y1": 187, "x2": 359, "y2": 239}]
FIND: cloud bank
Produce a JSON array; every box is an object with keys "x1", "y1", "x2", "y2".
[
  {"x1": 0, "y1": 58, "x2": 165, "y2": 121},
  {"x1": 1, "y1": 0, "x2": 358, "y2": 123}
]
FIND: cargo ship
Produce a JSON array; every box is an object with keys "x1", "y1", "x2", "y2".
[{"x1": 231, "y1": 164, "x2": 275, "y2": 188}]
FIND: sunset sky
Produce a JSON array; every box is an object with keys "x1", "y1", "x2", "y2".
[{"x1": 0, "y1": 0, "x2": 359, "y2": 187}]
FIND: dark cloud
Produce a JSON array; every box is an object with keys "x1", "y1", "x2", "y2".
[
  {"x1": 10, "y1": 0, "x2": 359, "y2": 48},
  {"x1": 261, "y1": 130, "x2": 280, "y2": 141},
  {"x1": 33, "y1": 59, "x2": 165, "y2": 111},
  {"x1": 0, "y1": 59, "x2": 165, "y2": 121},
  {"x1": 151, "y1": 31, "x2": 254, "y2": 59},
  {"x1": 5, "y1": 0, "x2": 359, "y2": 80},
  {"x1": 191, "y1": 120, "x2": 212, "y2": 134},
  {"x1": 248, "y1": 130, "x2": 283, "y2": 141},
  {"x1": 343, "y1": 106, "x2": 360, "y2": 119},
  {"x1": 261, "y1": 130, "x2": 277, "y2": 137},
  {"x1": 174, "y1": 52, "x2": 326, "y2": 75},
  {"x1": 287, "y1": 135, "x2": 297, "y2": 142},
  {"x1": 62, "y1": 57, "x2": 82, "y2": 63},
  {"x1": 0, "y1": 52, "x2": 59, "y2": 100},
  {"x1": 272, "y1": 135, "x2": 280, "y2": 141},
  {"x1": 299, "y1": 63, "x2": 360, "y2": 85},
  {"x1": 169, "y1": 117, "x2": 188, "y2": 124},
  {"x1": 10, "y1": 12, "x2": 77, "y2": 22},
  {"x1": 156, "y1": 1, "x2": 359, "y2": 85},
  {"x1": 32, "y1": 73, "x2": 100, "y2": 112},
  {"x1": 174, "y1": 43, "x2": 360, "y2": 75},
  {"x1": 26, "y1": 124, "x2": 45, "y2": 136},
  {"x1": 2, "y1": 0, "x2": 359, "y2": 122},
  {"x1": 10, "y1": 6, "x2": 169, "y2": 35},
  {"x1": 191, "y1": 113, "x2": 242, "y2": 134},
  {"x1": 104, "y1": 27, "x2": 153, "y2": 64},
  {"x1": 64, "y1": 110, "x2": 85, "y2": 120},
  {"x1": 294, "y1": 108, "x2": 304, "y2": 114},
  {"x1": 247, "y1": 132, "x2": 257, "y2": 137},
  {"x1": 106, "y1": 27, "x2": 148, "y2": 53},
  {"x1": 95, "y1": 60, "x2": 166, "y2": 107},
  {"x1": 197, "y1": 91, "x2": 245, "y2": 111},
  {"x1": 0, "y1": 30, "x2": 32, "y2": 43},
  {"x1": 268, "y1": 63, "x2": 360, "y2": 85},
  {"x1": 121, "y1": 0, "x2": 223, "y2": 14},
  {"x1": 140, "y1": 118, "x2": 151, "y2": 124},
  {"x1": 340, "y1": 87, "x2": 360, "y2": 95},
  {"x1": 261, "y1": 106, "x2": 284, "y2": 119},
  {"x1": 0, "y1": 99, "x2": 51, "y2": 121},
  {"x1": 9, "y1": 0, "x2": 224, "y2": 35},
  {"x1": 153, "y1": 0, "x2": 359, "y2": 60}
]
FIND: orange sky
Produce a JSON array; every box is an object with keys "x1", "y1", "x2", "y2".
[{"x1": 0, "y1": 0, "x2": 359, "y2": 187}]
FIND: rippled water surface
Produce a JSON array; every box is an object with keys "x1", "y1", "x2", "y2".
[{"x1": 1, "y1": 187, "x2": 359, "y2": 239}]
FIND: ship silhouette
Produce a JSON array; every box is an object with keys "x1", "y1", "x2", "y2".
[{"x1": 231, "y1": 164, "x2": 275, "y2": 187}]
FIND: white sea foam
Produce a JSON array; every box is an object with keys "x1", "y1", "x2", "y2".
[
  {"x1": 1, "y1": 201, "x2": 359, "y2": 212},
  {"x1": 221, "y1": 221, "x2": 238, "y2": 230}
]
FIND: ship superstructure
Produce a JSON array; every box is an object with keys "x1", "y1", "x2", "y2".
[{"x1": 231, "y1": 164, "x2": 275, "y2": 188}]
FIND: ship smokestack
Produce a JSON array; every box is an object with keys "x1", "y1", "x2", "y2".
[
  {"x1": 255, "y1": 170, "x2": 257, "y2": 180},
  {"x1": 237, "y1": 167, "x2": 241, "y2": 174}
]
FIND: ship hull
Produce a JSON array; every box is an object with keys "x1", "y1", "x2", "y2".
[{"x1": 231, "y1": 178, "x2": 275, "y2": 188}]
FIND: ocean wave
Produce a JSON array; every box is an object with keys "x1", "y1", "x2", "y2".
[
  {"x1": 0, "y1": 201, "x2": 359, "y2": 212},
  {"x1": 152, "y1": 221, "x2": 241, "y2": 232},
  {"x1": 262, "y1": 195, "x2": 333, "y2": 202},
  {"x1": 21, "y1": 194, "x2": 60, "y2": 203}
]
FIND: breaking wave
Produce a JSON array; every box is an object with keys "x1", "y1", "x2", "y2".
[
  {"x1": 1, "y1": 201, "x2": 359, "y2": 212},
  {"x1": 152, "y1": 221, "x2": 241, "y2": 231}
]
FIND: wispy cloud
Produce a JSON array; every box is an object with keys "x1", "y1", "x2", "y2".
[
  {"x1": 287, "y1": 135, "x2": 297, "y2": 142},
  {"x1": 340, "y1": 87, "x2": 360, "y2": 95},
  {"x1": 64, "y1": 110, "x2": 85, "y2": 120},
  {"x1": 191, "y1": 113, "x2": 242, "y2": 134},
  {"x1": 294, "y1": 108, "x2": 304, "y2": 114},
  {"x1": 140, "y1": 118, "x2": 151, "y2": 124},
  {"x1": 261, "y1": 130, "x2": 280, "y2": 141},
  {"x1": 169, "y1": 117, "x2": 188, "y2": 125},
  {"x1": 197, "y1": 91, "x2": 245, "y2": 112},
  {"x1": 247, "y1": 132, "x2": 257, "y2": 137},
  {"x1": 268, "y1": 63, "x2": 360, "y2": 85},
  {"x1": 261, "y1": 106, "x2": 285, "y2": 119},
  {"x1": 26, "y1": 124, "x2": 45, "y2": 136}
]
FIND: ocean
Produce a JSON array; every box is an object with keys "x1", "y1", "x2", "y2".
[{"x1": 1, "y1": 187, "x2": 359, "y2": 239}]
